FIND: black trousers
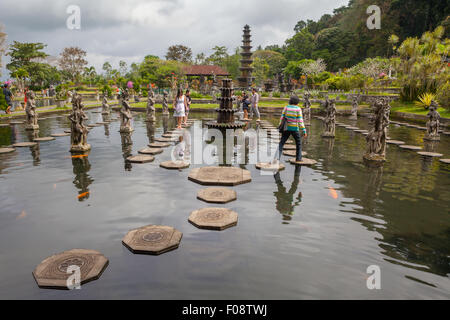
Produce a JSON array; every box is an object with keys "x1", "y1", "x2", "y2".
[{"x1": 278, "y1": 130, "x2": 303, "y2": 161}]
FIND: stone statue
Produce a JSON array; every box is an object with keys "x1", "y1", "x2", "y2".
[
  {"x1": 69, "y1": 94, "x2": 91, "y2": 153},
  {"x1": 162, "y1": 91, "x2": 170, "y2": 115},
  {"x1": 25, "y1": 91, "x2": 39, "y2": 130},
  {"x1": 322, "y1": 98, "x2": 336, "y2": 138},
  {"x1": 101, "y1": 94, "x2": 110, "y2": 115},
  {"x1": 424, "y1": 101, "x2": 440, "y2": 141},
  {"x1": 350, "y1": 95, "x2": 359, "y2": 120},
  {"x1": 303, "y1": 92, "x2": 311, "y2": 126},
  {"x1": 146, "y1": 87, "x2": 156, "y2": 122},
  {"x1": 119, "y1": 89, "x2": 134, "y2": 133},
  {"x1": 364, "y1": 98, "x2": 390, "y2": 162}
]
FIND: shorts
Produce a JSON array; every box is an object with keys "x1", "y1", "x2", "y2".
[{"x1": 243, "y1": 103, "x2": 250, "y2": 111}]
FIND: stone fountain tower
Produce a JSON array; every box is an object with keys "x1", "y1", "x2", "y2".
[{"x1": 238, "y1": 25, "x2": 254, "y2": 89}]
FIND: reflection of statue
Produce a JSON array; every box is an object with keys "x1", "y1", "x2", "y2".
[
  {"x1": 322, "y1": 99, "x2": 336, "y2": 138},
  {"x1": 146, "y1": 121, "x2": 155, "y2": 144},
  {"x1": 273, "y1": 166, "x2": 302, "y2": 222},
  {"x1": 72, "y1": 156, "x2": 93, "y2": 201},
  {"x1": 350, "y1": 95, "x2": 359, "y2": 120},
  {"x1": 162, "y1": 91, "x2": 170, "y2": 115},
  {"x1": 364, "y1": 98, "x2": 390, "y2": 162},
  {"x1": 120, "y1": 132, "x2": 133, "y2": 171},
  {"x1": 119, "y1": 89, "x2": 134, "y2": 133},
  {"x1": 424, "y1": 101, "x2": 440, "y2": 141},
  {"x1": 25, "y1": 91, "x2": 39, "y2": 130},
  {"x1": 26, "y1": 130, "x2": 40, "y2": 165},
  {"x1": 68, "y1": 94, "x2": 91, "y2": 153},
  {"x1": 303, "y1": 93, "x2": 311, "y2": 126},
  {"x1": 146, "y1": 87, "x2": 156, "y2": 122},
  {"x1": 101, "y1": 94, "x2": 110, "y2": 115}
]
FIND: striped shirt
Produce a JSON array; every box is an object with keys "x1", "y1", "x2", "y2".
[{"x1": 280, "y1": 105, "x2": 307, "y2": 133}]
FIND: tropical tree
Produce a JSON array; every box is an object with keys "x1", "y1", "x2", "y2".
[
  {"x1": 207, "y1": 46, "x2": 228, "y2": 65},
  {"x1": 166, "y1": 45, "x2": 193, "y2": 63},
  {"x1": 58, "y1": 47, "x2": 88, "y2": 82},
  {"x1": 83, "y1": 66, "x2": 97, "y2": 87}
]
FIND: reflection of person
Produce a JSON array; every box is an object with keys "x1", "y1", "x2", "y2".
[{"x1": 273, "y1": 165, "x2": 302, "y2": 220}]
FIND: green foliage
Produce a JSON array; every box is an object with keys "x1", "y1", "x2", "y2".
[
  {"x1": 138, "y1": 55, "x2": 183, "y2": 88},
  {"x1": 436, "y1": 82, "x2": 450, "y2": 111},
  {"x1": 101, "y1": 85, "x2": 113, "y2": 97},
  {"x1": 313, "y1": 71, "x2": 331, "y2": 84},
  {"x1": 253, "y1": 50, "x2": 287, "y2": 77},
  {"x1": 0, "y1": 87, "x2": 7, "y2": 111}
]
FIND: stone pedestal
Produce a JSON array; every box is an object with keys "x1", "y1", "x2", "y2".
[
  {"x1": 70, "y1": 143, "x2": 91, "y2": 153},
  {"x1": 25, "y1": 124, "x2": 39, "y2": 131}
]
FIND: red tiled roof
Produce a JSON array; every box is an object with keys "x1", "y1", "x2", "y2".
[{"x1": 183, "y1": 65, "x2": 230, "y2": 76}]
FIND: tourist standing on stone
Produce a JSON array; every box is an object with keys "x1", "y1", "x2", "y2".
[
  {"x1": 275, "y1": 95, "x2": 307, "y2": 163},
  {"x1": 184, "y1": 89, "x2": 192, "y2": 126},
  {"x1": 250, "y1": 88, "x2": 260, "y2": 121},
  {"x1": 173, "y1": 89, "x2": 186, "y2": 129},
  {"x1": 2, "y1": 83, "x2": 13, "y2": 114},
  {"x1": 241, "y1": 91, "x2": 250, "y2": 120}
]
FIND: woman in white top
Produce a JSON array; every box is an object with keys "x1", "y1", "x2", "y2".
[{"x1": 173, "y1": 89, "x2": 187, "y2": 129}]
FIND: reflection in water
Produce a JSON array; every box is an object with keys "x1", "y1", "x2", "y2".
[
  {"x1": 162, "y1": 114, "x2": 169, "y2": 134},
  {"x1": 102, "y1": 114, "x2": 110, "y2": 137},
  {"x1": 72, "y1": 156, "x2": 93, "y2": 201},
  {"x1": 273, "y1": 165, "x2": 302, "y2": 223},
  {"x1": 121, "y1": 132, "x2": 133, "y2": 171},
  {"x1": 26, "y1": 130, "x2": 40, "y2": 166},
  {"x1": 146, "y1": 121, "x2": 155, "y2": 144}
]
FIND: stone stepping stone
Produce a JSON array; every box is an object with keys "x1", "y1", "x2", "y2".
[
  {"x1": 149, "y1": 142, "x2": 171, "y2": 148},
  {"x1": 387, "y1": 140, "x2": 405, "y2": 145},
  {"x1": 354, "y1": 129, "x2": 368, "y2": 133},
  {"x1": 13, "y1": 142, "x2": 38, "y2": 147},
  {"x1": 51, "y1": 133, "x2": 71, "y2": 137},
  {"x1": 126, "y1": 155, "x2": 155, "y2": 163},
  {"x1": 64, "y1": 130, "x2": 71, "y2": 133},
  {"x1": 0, "y1": 148, "x2": 16, "y2": 154},
  {"x1": 96, "y1": 122, "x2": 109, "y2": 125},
  {"x1": 443, "y1": 132, "x2": 450, "y2": 136},
  {"x1": 188, "y1": 166, "x2": 251, "y2": 186},
  {"x1": 283, "y1": 145, "x2": 297, "y2": 150},
  {"x1": 138, "y1": 147, "x2": 163, "y2": 155},
  {"x1": 154, "y1": 137, "x2": 177, "y2": 143},
  {"x1": 399, "y1": 145, "x2": 422, "y2": 151},
  {"x1": 417, "y1": 152, "x2": 443, "y2": 158},
  {"x1": 32, "y1": 249, "x2": 108, "y2": 289},
  {"x1": 122, "y1": 225, "x2": 182, "y2": 255},
  {"x1": 439, "y1": 159, "x2": 450, "y2": 164},
  {"x1": 197, "y1": 187, "x2": 237, "y2": 204},
  {"x1": 87, "y1": 124, "x2": 101, "y2": 128},
  {"x1": 255, "y1": 162, "x2": 285, "y2": 171},
  {"x1": 0, "y1": 124, "x2": 10, "y2": 127},
  {"x1": 189, "y1": 208, "x2": 238, "y2": 231},
  {"x1": 282, "y1": 150, "x2": 307, "y2": 157},
  {"x1": 346, "y1": 126, "x2": 360, "y2": 130},
  {"x1": 160, "y1": 160, "x2": 190, "y2": 170},
  {"x1": 288, "y1": 158, "x2": 317, "y2": 166},
  {"x1": 162, "y1": 133, "x2": 179, "y2": 138},
  {"x1": 34, "y1": 137, "x2": 55, "y2": 142},
  {"x1": 9, "y1": 121, "x2": 24, "y2": 125}
]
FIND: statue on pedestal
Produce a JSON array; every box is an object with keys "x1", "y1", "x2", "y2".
[
  {"x1": 303, "y1": 92, "x2": 311, "y2": 126},
  {"x1": 119, "y1": 89, "x2": 134, "y2": 133},
  {"x1": 25, "y1": 91, "x2": 39, "y2": 131},
  {"x1": 101, "y1": 94, "x2": 110, "y2": 115},
  {"x1": 69, "y1": 94, "x2": 91, "y2": 153},
  {"x1": 424, "y1": 101, "x2": 440, "y2": 141},
  {"x1": 162, "y1": 91, "x2": 170, "y2": 115},
  {"x1": 364, "y1": 98, "x2": 390, "y2": 162},
  {"x1": 146, "y1": 87, "x2": 156, "y2": 122},
  {"x1": 322, "y1": 99, "x2": 336, "y2": 138}
]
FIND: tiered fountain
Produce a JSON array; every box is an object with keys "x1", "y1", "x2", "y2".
[{"x1": 238, "y1": 25, "x2": 254, "y2": 89}]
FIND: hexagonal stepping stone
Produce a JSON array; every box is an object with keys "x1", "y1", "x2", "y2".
[
  {"x1": 162, "y1": 133, "x2": 180, "y2": 138},
  {"x1": 0, "y1": 124, "x2": 10, "y2": 127},
  {"x1": 122, "y1": 225, "x2": 182, "y2": 255},
  {"x1": 32, "y1": 249, "x2": 109, "y2": 289},
  {"x1": 64, "y1": 130, "x2": 72, "y2": 134},
  {"x1": 387, "y1": 140, "x2": 405, "y2": 145},
  {"x1": 439, "y1": 159, "x2": 450, "y2": 164},
  {"x1": 96, "y1": 122, "x2": 109, "y2": 125},
  {"x1": 126, "y1": 155, "x2": 155, "y2": 163},
  {"x1": 51, "y1": 133, "x2": 71, "y2": 137},
  {"x1": 417, "y1": 151, "x2": 443, "y2": 158},
  {"x1": 154, "y1": 137, "x2": 177, "y2": 143},
  {"x1": 0, "y1": 147, "x2": 16, "y2": 154},
  {"x1": 149, "y1": 142, "x2": 170, "y2": 148},
  {"x1": 138, "y1": 147, "x2": 163, "y2": 155},
  {"x1": 13, "y1": 142, "x2": 38, "y2": 147},
  {"x1": 34, "y1": 137, "x2": 55, "y2": 142},
  {"x1": 288, "y1": 158, "x2": 317, "y2": 166},
  {"x1": 346, "y1": 126, "x2": 360, "y2": 130},
  {"x1": 188, "y1": 166, "x2": 251, "y2": 186},
  {"x1": 189, "y1": 208, "x2": 238, "y2": 231},
  {"x1": 282, "y1": 150, "x2": 307, "y2": 157},
  {"x1": 399, "y1": 145, "x2": 422, "y2": 151},
  {"x1": 255, "y1": 162, "x2": 285, "y2": 171},
  {"x1": 9, "y1": 121, "x2": 24, "y2": 125},
  {"x1": 197, "y1": 187, "x2": 237, "y2": 204},
  {"x1": 160, "y1": 160, "x2": 190, "y2": 170},
  {"x1": 283, "y1": 145, "x2": 297, "y2": 151}
]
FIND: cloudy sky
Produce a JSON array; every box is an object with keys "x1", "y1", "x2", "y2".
[{"x1": 0, "y1": 0, "x2": 348, "y2": 80}]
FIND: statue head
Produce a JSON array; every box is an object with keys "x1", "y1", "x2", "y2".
[{"x1": 26, "y1": 90, "x2": 35, "y2": 100}]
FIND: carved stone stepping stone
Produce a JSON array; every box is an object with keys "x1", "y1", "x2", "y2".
[
  {"x1": 188, "y1": 166, "x2": 251, "y2": 186},
  {"x1": 122, "y1": 225, "x2": 182, "y2": 255},
  {"x1": 154, "y1": 137, "x2": 177, "y2": 143},
  {"x1": 34, "y1": 137, "x2": 55, "y2": 142},
  {"x1": 255, "y1": 162, "x2": 285, "y2": 171},
  {"x1": 399, "y1": 145, "x2": 422, "y2": 151},
  {"x1": 13, "y1": 142, "x2": 38, "y2": 147},
  {"x1": 138, "y1": 147, "x2": 163, "y2": 155},
  {"x1": 51, "y1": 133, "x2": 71, "y2": 137},
  {"x1": 160, "y1": 160, "x2": 190, "y2": 170},
  {"x1": 189, "y1": 208, "x2": 238, "y2": 231},
  {"x1": 417, "y1": 152, "x2": 443, "y2": 158},
  {"x1": 288, "y1": 158, "x2": 317, "y2": 166},
  {"x1": 283, "y1": 150, "x2": 307, "y2": 157},
  {"x1": 387, "y1": 140, "x2": 405, "y2": 145},
  {"x1": 149, "y1": 142, "x2": 170, "y2": 148},
  {"x1": 32, "y1": 249, "x2": 109, "y2": 289},
  {"x1": 0, "y1": 147, "x2": 16, "y2": 154},
  {"x1": 9, "y1": 121, "x2": 24, "y2": 125},
  {"x1": 126, "y1": 155, "x2": 155, "y2": 163},
  {"x1": 439, "y1": 159, "x2": 450, "y2": 164},
  {"x1": 283, "y1": 145, "x2": 297, "y2": 150},
  {"x1": 197, "y1": 188, "x2": 237, "y2": 204}
]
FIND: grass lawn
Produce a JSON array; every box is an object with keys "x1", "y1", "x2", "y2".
[{"x1": 391, "y1": 101, "x2": 450, "y2": 118}]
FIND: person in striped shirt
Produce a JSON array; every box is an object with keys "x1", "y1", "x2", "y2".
[{"x1": 276, "y1": 95, "x2": 307, "y2": 162}]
